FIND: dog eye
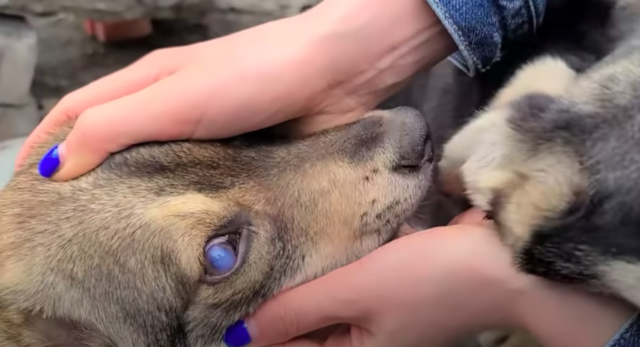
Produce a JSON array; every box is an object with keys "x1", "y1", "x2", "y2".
[{"x1": 204, "y1": 234, "x2": 240, "y2": 277}]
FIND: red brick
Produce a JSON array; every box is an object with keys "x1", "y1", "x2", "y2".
[{"x1": 82, "y1": 18, "x2": 153, "y2": 43}]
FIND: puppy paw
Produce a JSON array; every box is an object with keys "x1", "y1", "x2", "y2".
[
  {"x1": 477, "y1": 329, "x2": 542, "y2": 347},
  {"x1": 439, "y1": 55, "x2": 585, "y2": 252}
]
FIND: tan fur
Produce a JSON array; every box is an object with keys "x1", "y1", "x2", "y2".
[
  {"x1": 600, "y1": 260, "x2": 640, "y2": 308},
  {"x1": 440, "y1": 57, "x2": 588, "y2": 347},
  {"x1": 0, "y1": 107, "x2": 434, "y2": 346}
]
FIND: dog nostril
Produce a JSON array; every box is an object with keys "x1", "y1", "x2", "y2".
[
  {"x1": 424, "y1": 142, "x2": 434, "y2": 164},
  {"x1": 397, "y1": 133, "x2": 432, "y2": 169},
  {"x1": 385, "y1": 106, "x2": 432, "y2": 171}
]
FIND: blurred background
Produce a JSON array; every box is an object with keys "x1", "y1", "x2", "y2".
[{"x1": 0, "y1": 0, "x2": 321, "y2": 185}]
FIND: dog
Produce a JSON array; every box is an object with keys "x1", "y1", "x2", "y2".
[
  {"x1": 0, "y1": 107, "x2": 435, "y2": 347},
  {"x1": 437, "y1": 0, "x2": 640, "y2": 346},
  {"x1": 1, "y1": 1, "x2": 635, "y2": 346}
]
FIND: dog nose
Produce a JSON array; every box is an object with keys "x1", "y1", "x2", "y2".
[{"x1": 390, "y1": 107, "x2": 434, "y2": 169}]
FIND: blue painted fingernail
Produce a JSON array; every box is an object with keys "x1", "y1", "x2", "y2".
[
  {"x1": 224, "y1": 320, "x2": 252, "y2": 347},
  {"x1": 38, "y1": 144, "x2": 60, "y2": 178}
]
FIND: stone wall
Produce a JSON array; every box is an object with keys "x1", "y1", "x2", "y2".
[
  {"x1": 213, "y1": 0, "x2": 321, "y2": 17},
  {"x1": 0, "y1": 0, "x2": 321, "y2": 21},
  {"x1": 0, "y1": 14, "x2": 40, "y2": 142}
]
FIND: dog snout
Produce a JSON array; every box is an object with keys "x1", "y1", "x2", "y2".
[
  {"x1": 336, "y1": 107, "x2": 434, "y2": 168},
  {"x1": 389, "y1": 107, "x2": 434, "y2": 169}
]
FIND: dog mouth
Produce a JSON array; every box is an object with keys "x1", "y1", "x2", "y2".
[
  {"x1": 397, "y1": 153, "x2": 439, "y2": 236},
  {"x1": 395, "y1": 190, "x2": 432, "y2": 238}
]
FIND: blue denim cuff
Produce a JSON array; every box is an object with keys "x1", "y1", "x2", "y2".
[
  {"x1": 606, "y1": 312, "x2": 640, "y2": 347},
  {"x1": 424, "y1": 0, "x2": 547, "y2": 76}
]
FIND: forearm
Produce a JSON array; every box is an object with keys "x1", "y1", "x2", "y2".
[
  {"x1": 307, "y1": 0, "x2": 456, "y2": 75},
  {"x1": 518, "y1": 279, "x2": 635, "y2": 347},
  {"x1": 298, "y1": 0, "x2": 456, "y2": 111},
  {"x1": 298, "y1": 0, "x2": 548, "y2": 103},
  {"x1": 248, "y1": 0, "x2": 545, "y2": 128}
]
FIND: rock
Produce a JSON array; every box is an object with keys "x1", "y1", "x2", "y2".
[
  {"x1": 0, "y1": 136, "x2": 25, "y2": 190},
  {"x1": 0, "y1": 0, "x2": 213, "y2": 21},
  {"x1": 0, "y1": 0, "x2": 320, "y2": 22},
  {"x1": 0, "y1": 13, "x2": 37, "y2": 106},
  {"x1": 84, "y1": 18, "x2": 154, "y2": 43},
  {"x1": 211, "y1": 0, "x2": 321, "y2": 16},
  {"x1": 205, "y1": 11, "x2": 281, "y2": 37},
  {"x1": 0, "y1": 13, "x2": 40, "y2": 146},
  {"x1": 0, "y1": 96, "x2": 41, "y2": 142}
]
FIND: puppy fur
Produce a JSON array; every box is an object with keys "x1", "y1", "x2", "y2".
[
  {"x1": 439, "y1": 0, "x2": 640, "y2": 346},
  {"x1": 0, "y1": 107, "x2": 434, "y2": 346}
]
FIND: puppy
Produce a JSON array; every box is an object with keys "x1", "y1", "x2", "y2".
[
  {"x1": 0, "y1": 107, "x2": 434, "y2": 346},
  {"x1": 440, "y1": 4, "x2": 640, "y2": 347}
]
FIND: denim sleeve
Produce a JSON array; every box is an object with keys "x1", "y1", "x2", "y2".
[
  {"x1": 424, "y1": 0, "x2": 547, "y2": 76},
  {"x1": 606, "y1": 312, "x2": 640, "y2": 347}
]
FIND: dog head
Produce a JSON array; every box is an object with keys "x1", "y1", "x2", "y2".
[{"x1": 0, "y1": 107, "x2": 434, "y2": 347}]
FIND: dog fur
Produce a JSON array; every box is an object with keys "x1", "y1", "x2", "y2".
[
  {"x1": 0, "y1": 107, "x2": 434, "y2": 346},
  {"x1": 438, "y1": 0, "x2": 640, "y2": 346},
  {"x1": 1, "y1": 0, "x2": 637, "y2": 346}
]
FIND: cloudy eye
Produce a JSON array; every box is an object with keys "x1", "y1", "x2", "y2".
[
  {"x1": 202, "y1": 225, "x2": 252, "y2": 283},
  {"x1": 205, "y1": 234, "x2": 240, "y2": 277}
]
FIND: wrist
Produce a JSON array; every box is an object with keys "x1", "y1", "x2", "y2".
[
  {"x1": 515, "y1": 277, "x2": 635, "y2": 347},
  {"x1": 297, "y1": 0, "x2": 455, "y2": 113}
]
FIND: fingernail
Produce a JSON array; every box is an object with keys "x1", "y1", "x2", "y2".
[
  {"x1": 38, "y1": 144, "x2": 61, "y2": 178},
  {"x1": 224, "y1": 320, "x2": 252, "y2": 347}
]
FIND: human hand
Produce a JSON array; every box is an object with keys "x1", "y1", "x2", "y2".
[
  {"x1": 16, "y1": 0, "x2": 454, "y2": 181},
  {"x1": 223, "y1": 209, "x2": 533, "y2": 347}
]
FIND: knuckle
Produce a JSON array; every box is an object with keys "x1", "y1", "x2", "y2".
[
  {"x1": 140, "y1": 48, "x2": 172, "y2": 64},
  {"x1": 69, "y1": 110, "x2": 102, "y2": 143},
  {"x1": 72, "y1": 108, "x2": 102, "y2": 135},
  {"x1": 55, "y1": 92, "x2": 81, "y2": 115},
  {"x1": 271, "y1": 304, "x2": 300, "y2": 339}
]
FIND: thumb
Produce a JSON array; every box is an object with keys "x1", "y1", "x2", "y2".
[
  {"x1": 39, "y1": 71, "x2": 205, "y2": 181},
  {"x1": 224, "y1": 268, "x2": 360, "y2": 347}
]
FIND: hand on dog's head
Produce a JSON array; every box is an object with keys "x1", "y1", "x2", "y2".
[{"x1": 0, "y1": 107, "x2": 434, "y2": 347}]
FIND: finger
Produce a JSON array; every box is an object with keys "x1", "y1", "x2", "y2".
[
  {"x1": 273, "y1": 326, "x2": 354, "y2": 347},
  {"x1": 16, "y1": 67, "x2": 160, "y2": 171},
  {"x1": 224, "y1": 269, "x2": 360, "y2": 347},
  {"x1": 448, "y1": 208, "x2": 487, "y2": 226},
  {"x1": 15, "y1": 45, "x2": 198, "y2": 171},
  {"x1": 39, "y1": 67, "x2": 213, "y2": 181},
  {"x1": 292, "y1": 110, "x2": 365, "y2": 137},
  {"x1": 273, "y1": 340, "x2": 324, "y2": 347}
]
